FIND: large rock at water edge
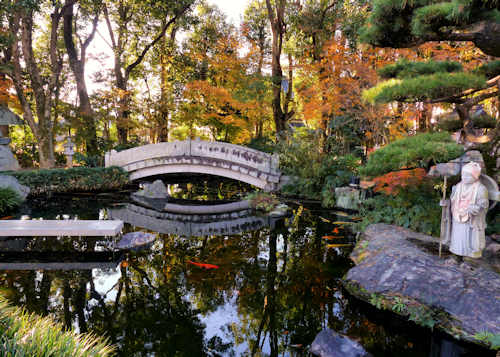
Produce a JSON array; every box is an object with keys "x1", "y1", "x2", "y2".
[
  {"x1": 343, "y1": 224, "x2": 500, "y2": 349},
  {"x1": 335, "y1": 187, "x2": 362, "y2": 210},
  {"x1": 135, "y1": 180, "x2": 168, "y2": 199},
  {"x1": 310, "y1": 329, "x2": 372, "y2": 357},
  {"x1": 0, "y1": 174, "x2": 29, "y2": 200}
]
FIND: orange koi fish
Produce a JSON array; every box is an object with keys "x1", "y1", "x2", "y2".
[
  {"x1": 188, "y1": 260, "x2": 219, "y2": 269},
  {"x1": 322, "y1": 235, "x2": 345, "y2": 240}
]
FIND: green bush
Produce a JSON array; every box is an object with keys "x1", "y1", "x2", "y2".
[
  {"x1": 356, "y1": 180, "x2": 442, "y2": 236},
  {"x1": 360, "y1": 133, "x2": 464, "y2": 178},
  {"x1": 0, "y1": 188, "x2": 22, "y2": 216},
  {"x1": 279, "y1": 129, "x2": 360, "y2": 205},
  {"x1": 6, "y1": 166, "x2": 129, "y2": 196},
  {"x1": 245, "y1": 136, "x2": 276, "y2": 153},
  {"x1": 377, "y1": 60, "x2": 463, "y2": 79},
  {"x1": 0, "y1": 296, "x2": 114, "y2": 356},
  {"x1": 363, "y1": 72, "x2": 486, "y2": 104}
]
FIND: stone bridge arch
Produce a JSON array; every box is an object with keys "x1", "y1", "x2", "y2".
[{"x1": 105, "y1": 139, "x2": 283, "y2": 191}]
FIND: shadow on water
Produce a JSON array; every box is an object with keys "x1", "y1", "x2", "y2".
[{"x1": 0, "y1": 178, "x2": 495, "y2": 357}]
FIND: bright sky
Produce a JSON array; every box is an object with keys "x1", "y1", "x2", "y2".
[
  {"x1": 207, "y1": 0, "x2": 251, "y2": 25},
  {"x1": 87, "y1": 0, "x2": 251, "y2": 94}
]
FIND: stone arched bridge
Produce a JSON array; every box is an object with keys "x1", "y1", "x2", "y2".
[{"x1": 105, "y1": 139, "x2": 283, "y2": 191}]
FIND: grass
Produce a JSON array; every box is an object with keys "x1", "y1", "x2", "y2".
[
  {"x1": 0, "y1": 188, "x2": 22, "y2": 216},
  {"x1": 0, "y1": 296, "x2": 114, "y2": 356}
]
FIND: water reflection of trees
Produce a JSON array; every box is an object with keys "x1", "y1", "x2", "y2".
[{"x1": 0, "y1": 208, "x2": 459, "y2": 356}]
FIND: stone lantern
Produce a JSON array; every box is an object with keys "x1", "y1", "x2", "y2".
[
  {"x1": 0, "y1": 106, "x2": 23, "y2": 171},
  {"x1": 63, "y1": 136, "x2": 75, "y2": 168}
]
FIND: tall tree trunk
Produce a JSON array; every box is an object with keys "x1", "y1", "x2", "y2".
[
  {"x1": 158, "y1": 26, "x2": 177, "y2": 142},
  {"x1": 9, "y1": 4, "x2": 63, "y2": 168},
  {"x1": 266, "y1": 0, "x2": 287, "y2": 137},
  {"x1": 103, "y1": 2, "x2": 193, "y2": 145},
  {"x1": 63, "y1": 0, "x2": 99, "y2": 156}
]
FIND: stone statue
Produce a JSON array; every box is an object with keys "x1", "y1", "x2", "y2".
[{"x1": 444, "y1": 162, "x2": 489, "y2": 258}]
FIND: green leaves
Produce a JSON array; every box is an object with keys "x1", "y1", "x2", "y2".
[
  {"x1": 363, "y1": 72, "x2": 486, "y2": 104},
  {"x1": 0, "y1": 188, "x2": 22, "y2": 216},
  {"x1": 0, "y1": 296, "x2": 114, "y2": 356},
  {"x1": 359, "y1": 132, "x2": 464, "y2": 178},
  {"x1": 377, "y1": 60, "x2": 463, "y2": 79},
  {"x1": 7, "y1": 167, "x2": 129, "y2": 196}
]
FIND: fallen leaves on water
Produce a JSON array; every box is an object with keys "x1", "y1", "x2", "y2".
[
  {"x1": 188, "y1": 260, "x2": 219, "y2": 269},
  {"x1": 327, "y1": 244, "x2": 352, "y2": 248}
]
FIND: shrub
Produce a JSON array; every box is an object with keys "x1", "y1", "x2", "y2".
[
  {"x1": 356, "y1": 179, "x2": 442, "y2": 236},
  {"x1": 277, "y1": 129, "x2": 361, "y2": 205},
  {"x1": 363, "y1": 72, "x2": 486, "y2": 103},
  {"x1": 7, "y1": 166, "x2": 129, "y2": 196},
  {"x1": 360, "y1": 132, "x2": 464, "y2": 178},
  {"x1": 0, "y1": 296, "x2": 114, "y2": 356},
  {"x1": 246, "y1": 192, "x2": 279, "y2": 212},
  {"x1": 377, "y1": 60, "x2": 463, "y2": 79},
  {"x1": 0, "y1": 188, "x2": 22, "y2": 216}
]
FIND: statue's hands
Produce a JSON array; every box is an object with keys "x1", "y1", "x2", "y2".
[
  {"x1": 439, "y1": 199, "x2": 450, "y2": 207},
  {"x1": 466, "y1": 204, "x2": 480, "y2": 215}
]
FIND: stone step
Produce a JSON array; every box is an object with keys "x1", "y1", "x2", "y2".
[{"x1": 0, "y1": 220, "x2": 123, "y2": 237}]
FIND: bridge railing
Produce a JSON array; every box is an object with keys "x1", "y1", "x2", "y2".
[{"x1": 105, "y1": 138, "x2": 280, "y2": 175}]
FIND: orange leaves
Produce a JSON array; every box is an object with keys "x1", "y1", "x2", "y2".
[
  {"x1": 372, "y1": 168, "x2": 427, "y2": 195},
  {"x1": 0, "y1": 76, "x2": 21, "y2": 112}
]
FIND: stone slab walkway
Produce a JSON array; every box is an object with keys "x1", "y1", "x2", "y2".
[{"x1": 0, "y1": 220, "x2": 123, "y2": 236}]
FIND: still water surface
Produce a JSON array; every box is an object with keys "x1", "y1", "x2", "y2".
[{"x1": 0, "y1": 177, "x2": 494, "y2": 356}]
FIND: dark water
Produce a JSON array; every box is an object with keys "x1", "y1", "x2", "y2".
[{"x1": 0, "y1": 177, "x2": 495, "y2": 356}]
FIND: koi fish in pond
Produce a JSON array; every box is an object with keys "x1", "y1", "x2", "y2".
[
  {"x1": 188, "y1": 260, "x2": 219, "y2": 269},
  {"x1": 322, "y1": 235, "x2": 345, "y2": 240},
  {"x1": 326, "y1": 244, "x2": 352, "y2": 248},
  {"x1": 0, "y1": 216, "x2": 13, "y2": 220}
]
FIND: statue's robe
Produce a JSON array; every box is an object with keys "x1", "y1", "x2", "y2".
[{"x1": 449, "y1": 181, "x2": 489, "y2": 258}]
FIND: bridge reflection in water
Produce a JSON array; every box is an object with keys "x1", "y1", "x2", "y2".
[{"x1": 108, "y1": 203, "x2": 281, "y2": 237}]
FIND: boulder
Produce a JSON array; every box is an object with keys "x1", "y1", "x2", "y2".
[
  {"x1": 343, "y1": 224, "x2": 500, "y2": 349},
  {"x1": 310, "y1": 329, "x2": 372, "y2": 357},
  {"x1": 117, "y1": 232, "x2": 156, "y2": 250},
  {"x1": 335, "y1": 187, "x2": 362, "y2": 210},
  {"x1": 0, "y1": 144, "x2": 20, "y2": 171},
  {"x1": 0, "y1": 174, "x2": 29, "y2": 200},
  {"x1": 135, "y1": 179, "x2": 168, "y2": 199}
]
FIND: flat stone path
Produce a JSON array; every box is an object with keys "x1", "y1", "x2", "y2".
[{"x1": 0, "y1": 220, "x2": 123, "y2": 237}]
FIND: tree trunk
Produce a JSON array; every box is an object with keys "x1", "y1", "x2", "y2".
[
  {"x1": 266, "y1": 0, "x2": 287, "y2": 137},
  {"x1": 63, "y1": 0, "x2": 99, "y2": 156},
  {"x1": 9, "y1": 5, "x2": 62, "y2": 168}
]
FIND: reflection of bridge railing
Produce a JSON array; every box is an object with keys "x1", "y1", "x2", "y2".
[
  {"x1": 105, "y1": 139, "x2": 283, "y2": 191},
  {"x1": 108, "y1": 203, "x2": 279, "y2": 237}
]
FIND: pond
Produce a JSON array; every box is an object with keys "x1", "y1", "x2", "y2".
[{"x1": 0, "y1": 176, "x2": 495, "y2": 356}]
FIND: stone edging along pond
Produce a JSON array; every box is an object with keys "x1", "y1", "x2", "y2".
[{"x1": 342, "y1": 223, "x2": 500, "y2": 350}]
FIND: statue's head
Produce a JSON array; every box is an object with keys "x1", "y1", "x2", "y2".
[{"x1": 461, "y1": 162, "x2": 481, "y2": 184}]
